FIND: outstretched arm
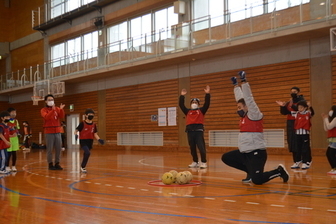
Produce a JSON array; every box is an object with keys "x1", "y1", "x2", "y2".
[{"x1": 179, "y1": 89, "x2": 189, "y2": 115}]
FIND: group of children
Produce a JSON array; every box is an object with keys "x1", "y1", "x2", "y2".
[{"x1": 0, "y1": 108, "x2": 32, "y2": 174}]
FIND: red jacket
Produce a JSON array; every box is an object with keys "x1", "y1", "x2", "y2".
[
  {"x1": 41, "y1": 106, "x2": 65, "y2": 134},
  {"x1": 0, "y1": 123, "x2": 11, "y2": 150}
]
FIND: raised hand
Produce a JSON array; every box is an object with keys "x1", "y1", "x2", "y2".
[
  {"x1": 204, "y1": 85, "x2": 210, "y2": 93},
  {"x1": 60, "y1": 103, "x2": 65, "y2": 109},
  {"x1": 276, "y1": 101, "x2": 286, "y2": 106},
  {"x1": 181, "y1": 89, "x2": 187, "y2": 96}
]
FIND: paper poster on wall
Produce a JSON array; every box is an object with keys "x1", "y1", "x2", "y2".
[
  {"x1": 158, "y1": 108, "x2": 167, "y2": 126},
  {"x1": 168, "y1": 107, "x2": 177, "y2": 126}
]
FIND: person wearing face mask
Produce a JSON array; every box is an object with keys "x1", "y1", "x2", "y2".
[
  {"x1": 293, "y1": 100, "x2": 314, "y2": 170},
  {"x1": 5, "y1": 108, "x2": 20, "y2": 172},
  {"x1": 179, "y1": 85, "x2": 210, "y2": 169},
  {"x1": 74, "y1": 109, "x2": 105, "y2": 173},
  {"x1": 322, "y1": 106, "x2": 336, "y2": 175},
  {"x1": 41, "y1": 94, "x2": 65, "y2": 170},
  {"x1": 221, "y1": 71, "x2": 289, "y2": 185},
  {"x1": 276, "y1": 87, "x2": 304, "y2": 169},
  {"x1": 0, "y1": 111, "x2": 12, "y2": 174}
]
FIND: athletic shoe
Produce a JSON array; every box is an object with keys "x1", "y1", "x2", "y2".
[
  {"x1": 290, "y1": 161, "x2": 301, "y2": 169},
  {"x1": 80, "y1": 167, "x2": 87, "y2": 173},
  {"x1": 238, "y1": 71, "x2": 246, "y2": 82},
  {"x1": 327, "y1": 169, "x2": 336, "y2": 175},
  {"x1": 199, "y1": 162, "x2": 207, "y2": 169},
  {"x1": 278, "y1": 164, "x2": 289, "y2": 183},
  {"x1": 61, "y1": 147, "x2": 65, "y2": 151},
  {"x1": 0, "y1": 170, "x2": 9, "y2": 174},
  {"x1": 11, "y1": 166, "x2": 17, "y2": 172},
  {"x1": 5, "y1": 166, "x2": 11, "y2": 172},
  {"x1": 188, "y1": 162, "x2": 199, "y2": 168},
  {"x1": 242, "y1": 174, "x2": 252, "y2": 183},
  {"x1": 301, "y1": 162, "x2": 312, "y2": 170},
  {"x1": 49, "y1": 163, "x2": 56, "y2": 170},
  {"x1": 231, "y1": 77, "x2": 238, "y2": 86},
  {"x1": 54, "y1": 163, "x2": 63, "y2": 170}
]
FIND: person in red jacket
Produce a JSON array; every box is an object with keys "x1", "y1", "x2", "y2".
[
  {"x1": 41, "y1": 94, "x2": 65, "y2": 170},
  {"x1": 179, "y1": 85, "x2": 210, "y2": 169},
  {"x1": 74, "y1": 109, "x2": 104, "y2": 173},
  {"x1": 293, "y1": 100, "x2": 314, "y2": 170},
  {"x1": 0, "y1": 111, "x2": 12, "y2": 174}
]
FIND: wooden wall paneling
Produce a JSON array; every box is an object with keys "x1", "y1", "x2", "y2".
[{"x1": 332, "y1": 56, "x2": 336, "y2": 105}]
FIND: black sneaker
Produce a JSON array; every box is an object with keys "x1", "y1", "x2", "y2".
[
  {"x1": 242, "y1": 174, "x2": 252, "y2": 183},
  {"x1": 54, "y1": 163, "x2": 63, "y2": 170},
  {"x1": 278, "y1": 164, "x2": 289, "y2": 183},
  {"x1": 49, "y1": 163, "x2": 56, "y2": 170}
]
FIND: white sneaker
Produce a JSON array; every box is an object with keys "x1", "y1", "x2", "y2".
[
  {"x1": 188, "y1": 162, "x2": 198, "y2": 168},
  {"x1": 327, "y1": 169, "x2": 336, "y2": 175},
  {"x1": 11, "y1": 166, "x2": 17, "y2": 172},
  {"x1": 0, "y1": 170, "x2": 9, "y2": 174},
  {"x1": 80, "y1": 167, "x2": 87, "y2": 173},
  {"x1": 199, "y1": 162, "x2": 207, "y2": 169},
  {"x1": 62, "y1": 147, "x2": 65, "y2": 151},
  {"x1": 290, "y1": 161, "x2": 301, "y2": 169},
  {"x1": 301, "y1": 162, "x2": 312, "y2": 170},
  {"x1": 5, "y1": 166, "x2": 11, "y2": 172}
]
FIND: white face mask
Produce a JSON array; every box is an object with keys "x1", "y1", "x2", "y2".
[
  {"x1": 47, "y1": 101, "x2": 54, "y2": 107},
  {"x1": 191, "y1": 103, "x2": 198, "y2": 109},
  {"x1": 329, "y1": 110, "x2": 334, "y2": 117}
]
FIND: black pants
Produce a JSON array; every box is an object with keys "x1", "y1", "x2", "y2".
[
  {"x1": 80, "y1": 139, "x2": 93, "y2": 168},
  {"x1": 6, "y1": 151, "x2": 17, "y2": 167},
  {"x1": 222, "y1": 149, "x2": 281, "y2": 185},
  {"x1": 326, "y1": 147, "x2": 336, "y2": 169},
  {"x1": 295, "y1": 134, "x2": 312, "y2": 163},
  {"x1": 287, "y1": 120, "x2": 298, "y2": 162},
  {"x1": 187, "y1": 131, "x2": 206, "y2": 163}
]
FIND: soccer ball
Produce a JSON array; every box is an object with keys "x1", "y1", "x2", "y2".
[
  {"x1": 183, "y1": 171, "x2": 193, "y2": 183},
  {"x1": 161, "y1": 172, "x2": 174, "y2": 185},
  {"x1": 169, "y1": 170, "x2": 178, "y2": 182},
  {"x1": 176, "y1": 172, "x2": 188, "y2": 185}
]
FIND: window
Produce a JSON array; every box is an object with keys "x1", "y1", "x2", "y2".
[
  {"x1": 228, "y1": 0, "x2": 264, "y2": 22},
  {"x1": 193, "y1": 0, "x2": 224, "y2": 31},
  {"x1": 50, "y1": 31, "x2": 98, "y2": 67},
  {"x1": 50, "y1": 0, "x2": 96, "y2": 19},
  {"x1": 108, "y1": 21, "x2": 128, "y2": 52},
  {"x1": 154, "y1": 7, "x2": 178, "y2": 41}
]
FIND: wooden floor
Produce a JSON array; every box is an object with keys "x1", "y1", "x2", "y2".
[{"x1": 1, "y1": 148, "x2": 336, "y2": 224}]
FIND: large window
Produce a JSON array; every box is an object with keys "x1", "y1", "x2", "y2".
[
  {"x1": 193, "y1": 0, "x2": 310, "y2": 27},
  {"x1": 51, "y1": 31, "x2": 98, "y2": 66},
  {"x1": 107, "y1": 6, "x2": 178, "y2": 53},
  {"x1": 50, "y1": 0, "x2": 96, "y2": 19}
]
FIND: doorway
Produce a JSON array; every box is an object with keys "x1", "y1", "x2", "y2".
[{"x1": 66, "y1": 114, "x2": 80, "y2": 150}]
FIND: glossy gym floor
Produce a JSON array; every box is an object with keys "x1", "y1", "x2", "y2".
[{"x1": 0, "y1": 148, "x2": 335, "y2": 224}]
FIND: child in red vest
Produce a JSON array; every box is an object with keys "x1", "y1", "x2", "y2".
[
  {"x1": 293, "y1": 100, "x2": 314, "y2": 169},
  {"x1": 74, "y1": 109, "x2": 105, "y2": 173},
  {"x1": 0, "y1": 111, "x2": 12, "y2": 174},
  {"x1": 322, "y1": 105, "x2": 336, "y2": 175}
]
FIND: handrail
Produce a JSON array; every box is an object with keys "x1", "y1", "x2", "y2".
[{"x1": 3, "y1": 1, "x2": 334, "y2": 92}]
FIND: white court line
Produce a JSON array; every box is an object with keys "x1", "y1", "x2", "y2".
[
  {"x1": 298, "y1": 207, "x2": 313, "y2": 210},
  {"x1": 94, "y1": 183, "x2": 101, "y2": 185},
  {"x1": 116, "y1": 185, "x2": 124, "y2": 188},
  {"x1": 141, "y1": 189, "x2": 149, "y2": 191},
  {"x1": 224, "y1": 199, "x2": 236, "y2": 202},
  {"x1": 204, "y1": 197, "x2": 215, "y2": 200},
  {"x1": 128, "y1": 187, "x2": 135, "y2": 189},
  {"x1": 327, "y1": 209, "x2": 336, "y2": 212},
  {"x1": 271, "y1": 204, "x2": 285, "y2": 207},
  {"x1": 246, "y1": 202, "x2": 259, "y2": 205}
]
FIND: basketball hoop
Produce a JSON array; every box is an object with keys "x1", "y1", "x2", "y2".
[{"x1": 31, "y1": 96, "x2": 43, "y2": 105}]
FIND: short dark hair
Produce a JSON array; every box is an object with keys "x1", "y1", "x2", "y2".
[
  {"x1": 237, "y1": 98, "x2": 246, "y2": 106},
  {"x1": 190, "y1": 98, "x2": 200, "y2": 105},
  {"x1": 297, "y1": 100, "x2": 308, "y2": 108},
  {"x1": 44, "y1": 94, "x2": 54, "y2": 101},
  {"x1": 85, "y1": 108, "x2": 95, "y2": 115},
  {"x1": 0, "y1": 111, "x2": 10, "y2": 118},
  {"x1": 7, "y1": 107, "x2": 16, "y2": 113},
  {"x1": 291, "y1": 86, "x2": 300, "y2": 92}
]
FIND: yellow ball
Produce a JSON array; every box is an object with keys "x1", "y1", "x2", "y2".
[
  {"x1": 183, "y1": 171, "x2": 193, "y2": 183},
  {"x1": 176, "y1": 172, "x2": 188, "y2": 185},
  {"x1": 161, "y1": 172, "x2": 174, "y2": 185},
  {"x1": 169, "y1": 170, "x2": 178, "y2": 182}
]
